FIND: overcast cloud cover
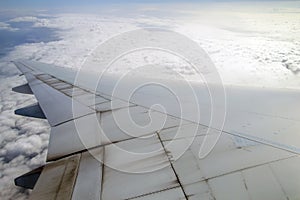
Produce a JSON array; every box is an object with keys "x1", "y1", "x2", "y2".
[{"x1": 0, "y1": 1, "x2": 300, "y2": 199}]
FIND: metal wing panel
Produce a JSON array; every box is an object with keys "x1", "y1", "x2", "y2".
[
  {"x1": 66, "y1": 136, "x2": 186, "y2": 200},
  {"x1": 13, "y1": 60, "x2": 300, "y2": 200},
  {"x1": 17, "y1": 61, "x2": 300, "y2": 154},
  {"x1": 163, "y1": 129, "x2": 294, "y2": 181},
  {"x1": 159, "y1": 126, "x2": 299, "y2": 200},
  {"x1": 47, "y1": 104, "x2": 190, "y2": 161},
  {"x1": 47, "y1": 113, "x2": 102, "y2": 161},
  {"x1": 29, "y1": 155, "x2": 80, "y2": 200},
  {"x1": 14, "y1": 62, "x2": 94, "y2": 127},
  {"x1": 71, "y1": 149, "x2": 103, "y2": 200},
  {"x1": 101, "y1": 137, "x2": 180, "y2": 199},
  {"x1": 131, "y1": 188, "x2": 186, "y2": 200},
  {"x1": 269, "y1": 156, "x2": 300, "y2": 199},
  {"x1": 19, "y1": 60, "x2": 78, "y2": 84},
  {"x1": 104, "y1": 78, "x2": 300, "y2": 154},
  {"x1": 12, "y1": 61, "x2": 33, "y2": 74},
  {"x1": 100, "y1": 106, "x2": 187, "y2": 141},
  {"x1": 27, "y1": 78, "x2": 93, "y2": 126}
]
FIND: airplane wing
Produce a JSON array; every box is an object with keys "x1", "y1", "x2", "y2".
[{"x1": 13, "y1": 60, "x2": 300, "y2": 200}]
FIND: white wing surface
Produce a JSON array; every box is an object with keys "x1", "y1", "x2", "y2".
[{"x1": 13, "y1": 60, "x2": 300, "y2": 200}]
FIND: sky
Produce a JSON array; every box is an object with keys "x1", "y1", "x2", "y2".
[{"x1": 0, "y1": 0, "x2": 298, "y2": 9}]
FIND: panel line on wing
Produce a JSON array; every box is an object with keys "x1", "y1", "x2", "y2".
[{"x1": 156, "y1": 132, "x2": 189, "y2": 199}]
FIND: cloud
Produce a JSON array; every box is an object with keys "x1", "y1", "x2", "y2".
[
  {"x1": 0, "y1": 76, "x2": 49, "y2": 199},
  {"x1": 0, "y1": 22, "x2": 18, "y2": 31},
  {"x1": 9, "y1": 16, "x2": 39, "y2": 22},
  {"x1": 9, "y1": 16, "x2": 50, "y2": 27},
  {"x1": 282, "y1": 58, "x2": 300, "y2": 75}
]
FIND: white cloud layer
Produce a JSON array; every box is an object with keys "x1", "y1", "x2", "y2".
[
  {"x1": 9, "y1": 16, "x2": 50, "y2": 27},
  {"x1": 0, "y1": 22, "x2": 18, "y2": 31},
  {"x1": 9, "y1": 16, "x2": 40, "y2": 22},
  {"x1": 0, "y1": 76, "x2": 49, "y2": 200},
  {"x1": 0, "y1": 3, "x2": 300, "y2": 199}
]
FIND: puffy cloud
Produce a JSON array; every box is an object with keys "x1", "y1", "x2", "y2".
[
  {"x1": 0, "y1": 76, "x2": 49, "y2": 199},
  {"x1": 9, "y1": 16, "x2": 39, "y2": 22},
  {"x1": 0, "y1": 22, "x2": 18, "y2": 31},
  {"x1": 1, "y1": 135, "x2": 44, "y2": 161},
  {"x1": 9, "y1": 16, "x2": 50, "y2": 27}
]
